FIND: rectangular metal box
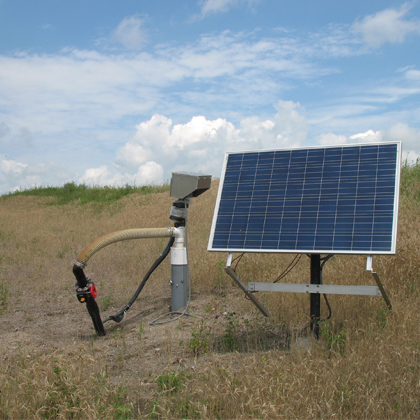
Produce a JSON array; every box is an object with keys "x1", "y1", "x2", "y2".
[{"x1": 170, "y1": 172, "x2": 212, "y2": 199}]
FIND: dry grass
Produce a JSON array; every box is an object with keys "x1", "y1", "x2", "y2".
[
  {"x1": 0, "y1": 349, "x2": 131, "y2": 419},
  {"x1": 0, "y1": 172, "x2": 419, "y2": 419}
]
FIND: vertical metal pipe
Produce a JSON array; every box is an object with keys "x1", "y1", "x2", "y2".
[
  {"x1": 170, "y1": 227, "x2": 188, "y2": 312},
  {"x1": 171, "y1": 265, "x2": 188, "y2": 311},
  {"x1": 310, "y1": 254, "x2": 321, "y2": 338}
]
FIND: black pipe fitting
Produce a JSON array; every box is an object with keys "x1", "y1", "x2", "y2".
[{"x1": 169, "y1": 199, "x2": 188, "y2": 226}]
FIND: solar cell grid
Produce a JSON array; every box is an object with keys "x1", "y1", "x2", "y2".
[{"x1": 208, "y1": 142, "x2": 401, "y2": 254}]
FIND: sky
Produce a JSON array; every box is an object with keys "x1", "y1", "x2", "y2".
[{"x1": 0, "y1": 0, "x2": 420, "y2": 194}]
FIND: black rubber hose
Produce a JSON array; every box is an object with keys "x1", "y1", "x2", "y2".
[
  {"x1": 86, "y1": 295, "x2": 106, "y2": 336},
  {"x1": 73, "y1": 264, "x2": 88, "y2": 288},
  {"x1": 103, "y1": 236, "x2": 175, "y2": 324}
]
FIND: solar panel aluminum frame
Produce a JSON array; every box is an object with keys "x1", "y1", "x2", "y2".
[{"x1": 208, "y1": 142, "x2": 401, "y2": 255}]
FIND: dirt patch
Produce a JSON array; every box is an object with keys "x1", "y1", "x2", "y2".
[{"x1": 0, "y1": 282, "x2": 289, "y2": 387}]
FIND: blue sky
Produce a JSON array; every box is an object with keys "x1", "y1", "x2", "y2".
[{"x1": 0, "y1": 0, "x2": 419, "y2": 193}]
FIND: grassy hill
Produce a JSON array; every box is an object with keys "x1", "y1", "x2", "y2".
[{"x1": 0, "y1": 163, "x2": 419, "y2": 419}]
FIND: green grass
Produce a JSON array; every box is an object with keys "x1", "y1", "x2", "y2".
[{"x1": 2, "y1": 182, "x2": 170, "y2": 205}]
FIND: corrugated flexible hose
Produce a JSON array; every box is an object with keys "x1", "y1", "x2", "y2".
[{"x1": 76, "y1": 227, "x2": 175, "y2": 266}]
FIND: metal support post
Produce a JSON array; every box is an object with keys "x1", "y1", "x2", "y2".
[
  {"x1": 310, "y1": 254, "x2": 321, "y2": 338},
  {"x1": 225, "y1": 266, "x2": 270, "y2": 317}
]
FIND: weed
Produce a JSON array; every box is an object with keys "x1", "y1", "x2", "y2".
[
  {"x1": 112, "y1": 387, "x2": 134, "y2": 420},
  {"x1": 336, "y1": 385, "x2": 355, "y2": 414},
  {"x1": 56, "y1": 244, "x2": 72, "y2": 259},
  {"x1": 0, "y1": 281, "x2": 7, "y2": 314},
  {"x1": 222, "y1": 312, "x2": 240, "y2": 352},
  {"x1": 211, "y1": 314, "x2": 287, "y2": 353},
  {"x1": 156, "y1": 371, "x2": 188, "y2": 393},
  {"x1": 405, "y1": 281, "x2": 419, "y2": 299},
  {"x1": 320, "y1": 320, "x2": 348, "y2": 356},
  {"x1": 215, "y1": 260, "x2": 226, "y2": 290},
  {"x1": 376, "y1": 308, "x2": 388, "y2": 330},
  {"x1": 177, "y1": 397, "x2": 202, "y2": 419},
  {"x1": 188, "y1": 320, "x2": 209, "y2": 356},
  {"x1": 100, "y1": 295, "x2": 116, "y2": 311},
  {"x1": 138, "y1": 321, "x2": 144, "y2": 339}
]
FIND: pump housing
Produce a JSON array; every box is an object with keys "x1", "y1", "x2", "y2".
[{"x1": 170, "y1": 172, "x2": 212, "y2": 199}]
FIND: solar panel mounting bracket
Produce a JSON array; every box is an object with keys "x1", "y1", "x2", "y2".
[
  {"x1": 224, "y1": 254, "x2": 270, "y2": 317},
  {"x1": 248, "y1": 282, "x2": 382, "y2": 296},
  {"x1": 366, "y1": 256, "x2": 392, "y2": 310}
]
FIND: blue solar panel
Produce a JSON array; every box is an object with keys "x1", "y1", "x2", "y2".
[{"x1": 208, "y1": 143, "x2": 401, "y2": 254}]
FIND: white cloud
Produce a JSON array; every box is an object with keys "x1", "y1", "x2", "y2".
[
  {"x1": 383, "y1": 122, "x2": 420, "y2": 163},
  {"x1": 79, "y1": 161, "x2": 165, "y2": 187},
  {"x1": 112, "y1": 16, "x2": 147, "y2": 49},
  {"x1": 115, "y1": 143, "x2": 151, "y2": 173},
  {"x1": 317, "y1": 125, "x2": 420, "y2": 163},
  {"x1": 317, "y1": 132, "x2": 348, "y2": 146},
  {"x1": 318, "y1": 128, "x2": 386, "y2": 147},
  {"x1": 198, "y1": 0, "x2": 261, "y2": 17},
  {"x1": 352, "y1": 3, "x2": 420, "y2": 48},
  {"x1": 134, "y1": 161, "x2": 164, "y2": 185},
  {"x1": 79, "y1": 166, "x2": 116, "y2": 185},
  {"x1": 200, "y1": 0, "x2": 240, "y2": 16},
  {"x1": 1, "y1": 159, "x2": 27, "y2": 175},
  {"x1": 405, "y1": 68, "x2": 420, "y2": 81},
  {"x1": 170, "y1": 115, "x2": 236, "y2": 149},
  {"x1": 80, "y1": 100, "x2": 307, "y2": 187},
  {"x1": 0, "y1": 160, "x2": 73, "y2": 193},
  {"x1": 349, "y1": 129, "x2": 382, "y2": 143},
  {"x1": 112, "y1": 114, "x2": 237, "y2": 182}
]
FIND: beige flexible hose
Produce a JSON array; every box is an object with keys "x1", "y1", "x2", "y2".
[{"x1": 76, "y1": 227, "x2": 175, "y2": 266}]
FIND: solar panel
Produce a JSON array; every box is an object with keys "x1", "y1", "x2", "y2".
[{"x1": 208, "y1": 142, "x2": 401, "y2": 254}]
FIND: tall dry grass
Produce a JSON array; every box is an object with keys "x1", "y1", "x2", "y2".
[{"x1": 0, "y1": 166, "x2": 419, "y2": 419}]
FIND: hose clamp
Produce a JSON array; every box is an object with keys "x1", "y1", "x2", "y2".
[{"x1": 74, "y1": 260, "x2": 87, "y2": 269}]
